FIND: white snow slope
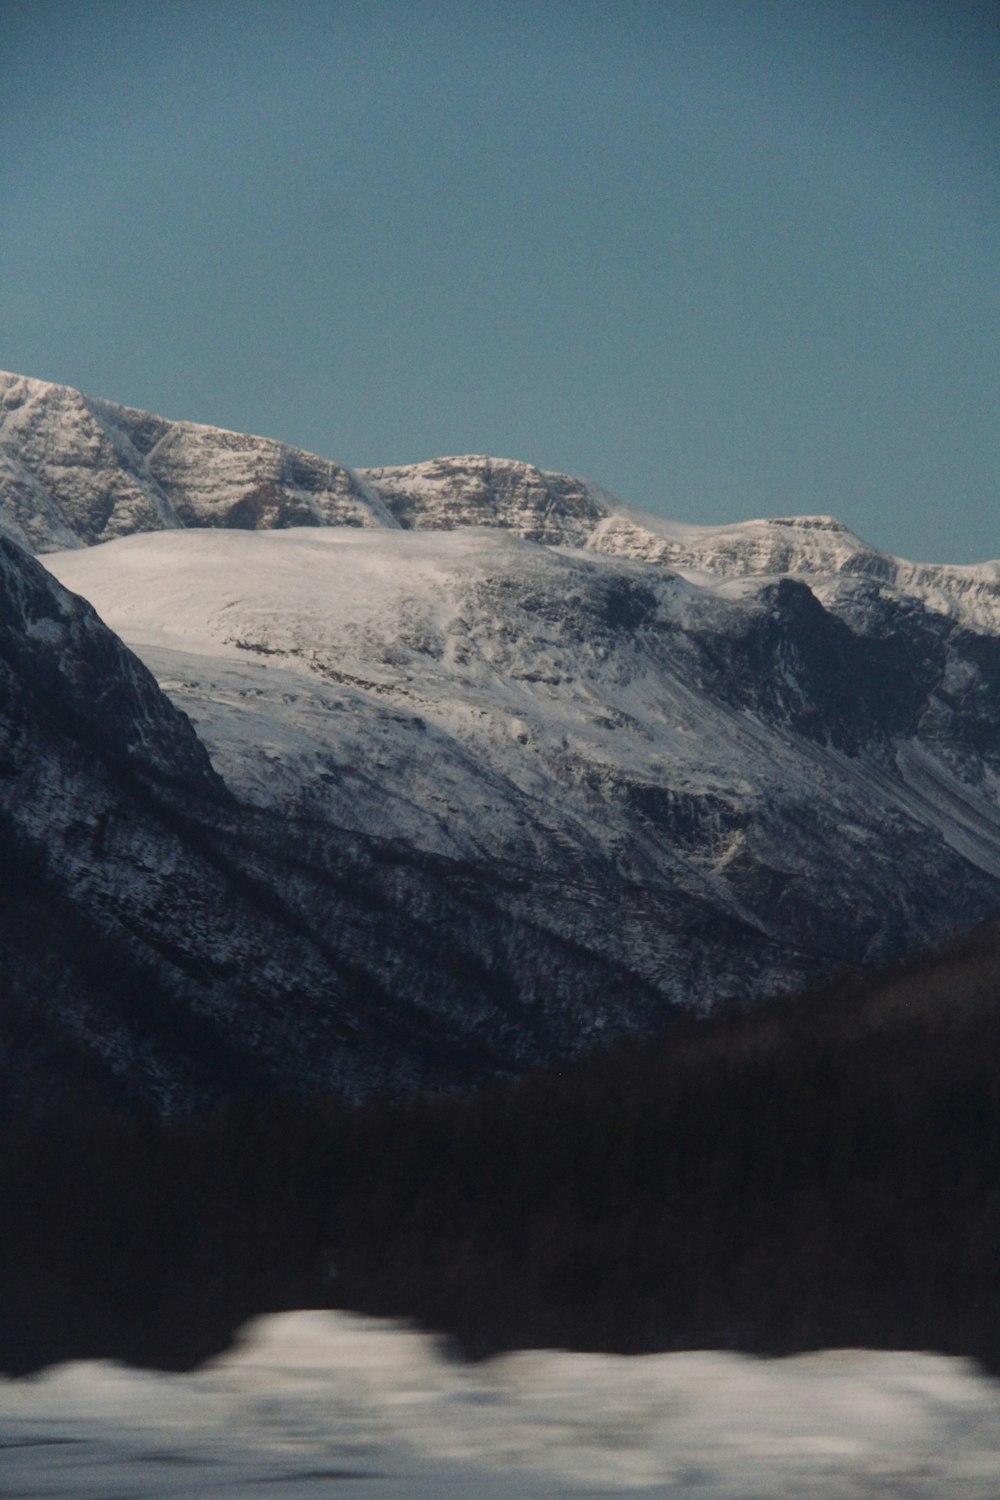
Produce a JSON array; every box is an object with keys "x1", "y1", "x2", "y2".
[
  {"x1": 2, "y1": 1310, "x2": 999, "y2": 1498},
  {"x1": 46, "y1": 525, "x2": 1000, "y2": 990}
]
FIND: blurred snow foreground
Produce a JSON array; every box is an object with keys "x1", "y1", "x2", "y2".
[{"x1": 2, "y1": 1312, "x2": 999, "y2": 1498}]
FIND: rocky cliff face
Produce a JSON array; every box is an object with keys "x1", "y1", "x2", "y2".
[
  {"x1": 3, "y1": 372, "x2": 1000, "y2": 1111},
  {"x1": 5, "y1": 370, "x2": 998, "y2": 634},
  {"x1": 362, "y1": 454, "x2": 610, "y2": 541},
  {"x1": 587, "y1": 511, "x2": 1000, "y2": 635},
  {"x1": 0, "y1": 373, "x2": 391, "y2": 550}
]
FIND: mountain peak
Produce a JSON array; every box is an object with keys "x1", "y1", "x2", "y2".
[{"x1": 1, "y1": 371, "x2": 997, "y2": 631}]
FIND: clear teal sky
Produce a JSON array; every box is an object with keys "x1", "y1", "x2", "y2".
[{"x1": 3, "y1": 0, "x2": 997, "y2": 562}]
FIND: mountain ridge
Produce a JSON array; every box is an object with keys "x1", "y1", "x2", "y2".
[
  {"x1": 3, "y1": 370, "x2": 997, "y2": 632},
  {"x1": 3, "y1": 369, "x2": 1000, "y2": 1109}
]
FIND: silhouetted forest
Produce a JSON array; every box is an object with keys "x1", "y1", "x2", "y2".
[{"x1": 2, "y1": 913, "x2": 999, "y2": 1375}]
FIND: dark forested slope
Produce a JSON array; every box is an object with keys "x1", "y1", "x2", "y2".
[{"x1": 2, "y1": 912, "x2": 998, "y2": 1375}]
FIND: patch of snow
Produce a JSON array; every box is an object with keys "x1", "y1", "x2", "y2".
[{"x1": 1, "y1": 1311, "x2": 999, "y2": 1496}]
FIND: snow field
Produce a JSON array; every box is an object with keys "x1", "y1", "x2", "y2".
[{"x1": 2, "y1": 1311, "x2": 1000, "y2": 1497}]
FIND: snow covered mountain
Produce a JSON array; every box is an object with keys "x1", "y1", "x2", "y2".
[
  {"x1": 3, "y1": 370, "x2": 1000, "y2": 1106},
  {"x1": 5, "y1": 531, "x2": 726, "y2": 1108},
  {"x1": 4, "y1": 369, "x2": 999, "y2": 630},
  {"x1": 45, "y1": 525, "x2": 1000, "y2": 972}
]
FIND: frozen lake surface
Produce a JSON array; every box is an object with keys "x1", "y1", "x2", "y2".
[{"x1": 2, "y1": 1311, "x2": 999, "y2": 1497}]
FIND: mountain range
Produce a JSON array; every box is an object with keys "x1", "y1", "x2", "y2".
[{"x1": 2, "y1": 370, "x2": 999, "y2": 1110}]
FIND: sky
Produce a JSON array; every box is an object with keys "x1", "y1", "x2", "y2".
[{"x1": 2, "y1": 0, "x2": 997, "y2": 563}]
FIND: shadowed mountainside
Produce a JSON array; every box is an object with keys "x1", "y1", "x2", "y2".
[{"x1": 2, "y1": 911, "x2": 998, "y2": 1375}]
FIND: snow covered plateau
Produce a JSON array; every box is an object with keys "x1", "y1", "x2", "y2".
[{"x1": 2, "y1": 370, "x2": 1000, "y2": 1103}]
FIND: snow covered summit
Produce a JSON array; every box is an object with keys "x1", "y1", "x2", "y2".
[{"x1": 3, "y1": 370, "x2": 997, "y2": 631}]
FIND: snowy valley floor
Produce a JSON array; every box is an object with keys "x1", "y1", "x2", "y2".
[{"x1": 2, "y1": 1311, "x2": 1000, "y2": 1498}]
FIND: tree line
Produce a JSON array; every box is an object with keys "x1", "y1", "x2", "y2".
[{"x1": 1, "y1": 914, "x2": 998, "y2": 1375}]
